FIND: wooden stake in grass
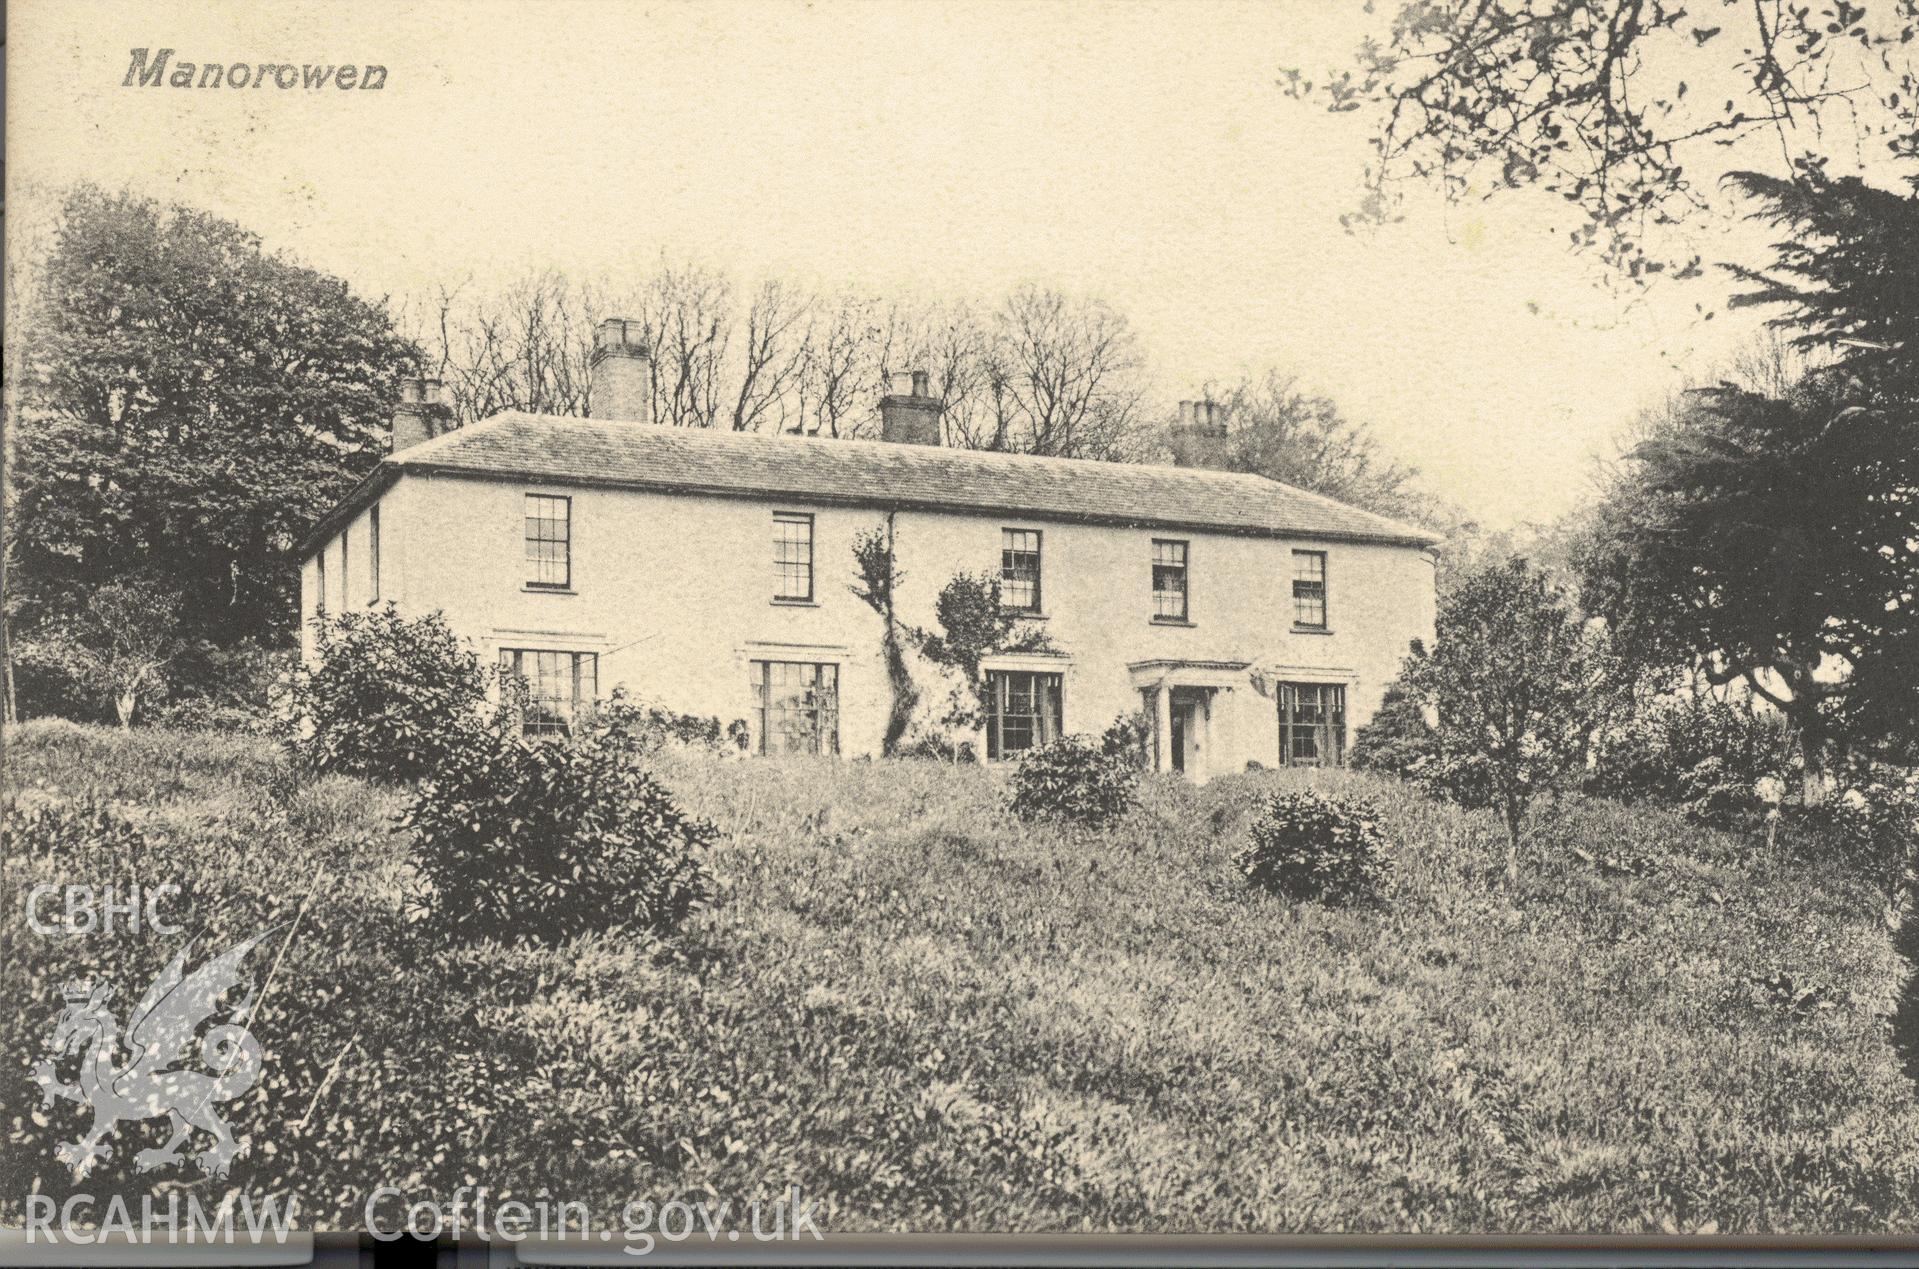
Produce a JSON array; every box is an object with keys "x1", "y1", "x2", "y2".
[{"x1": 294, "y1": 1031, "x2": 361, "y2": 1136}]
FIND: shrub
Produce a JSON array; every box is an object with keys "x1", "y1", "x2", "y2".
[
  {"x1": 291, "y1": 605, "x2": 491, "y2": 782},
  {"x1": 1586, "y1": 692, "x2": 1792, "y2": 822},
  {"x1": 401, "y1": 724, "x2": 717, "y2": 945},
  {"x1": 900, "y1": 731, "x2": 979, "y2": 763},
  {"x1": 1785, "y1": 774, "x2": 1919, "y2": 897},
  {"x1": 10, "y1": 635, "x2": 102, "y2": 723},
  {"x1": 156, "y1": 640, "x2": 294, "y2": 735},
  {"x1": 1, "y1": 798, "x2": 154, "y2": 874},
  {"x1": 1100, "y1": 710, "x2": 1153, "y2": 769},
  {"x1": 1235, "y1": 790, "x2": 1392, "y2": 904},
  {"x1": 1006, "y1": 734, "x2": 1139, "y2": 827},
  {"x1": 577, "y1": 689, "x2": 748, "y2": 756},
  {"x1": 12, "y1": 577, "x2": 187, "y2": 728},
  {"x1": 1349, "y1": 679, "x2": 1435, "y2": 777},
  {"x1": 1673, "y1": 754, "x2": 1769, "y2": 829},
  {"x1": 1411, "y1": 749, "x2": 1499, "y2": 810}
]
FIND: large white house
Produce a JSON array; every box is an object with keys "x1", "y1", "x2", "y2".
[{"x1": 298, "y1": 320, "x2": 1439, "y2": 778}]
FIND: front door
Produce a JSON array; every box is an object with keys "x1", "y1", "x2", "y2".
[
  {"x1": 1169, "y1": 699, "x2": 1187, "y2": 772},
  {"x1": 1170, "y1": 689, "x2": 1206, "y2": 778}
]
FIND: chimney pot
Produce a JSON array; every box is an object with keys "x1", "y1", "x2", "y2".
[
  {"x1": 880, "y1": 366, "x2": 942, "y2": 445},
  {"x1": 1170, "y1": 394, "x2": 1230, "y2": 468},
  {"x1": 595, "y1": 317, "x2": 647, "y2": 356},
  {"x1": 391, "y1": 376, "x2": 453, "y2": 454},
  {"x1": 590, "y1": 316, "x2": 654, "y2": 423}
]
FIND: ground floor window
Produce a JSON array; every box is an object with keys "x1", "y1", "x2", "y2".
[
  {"x1": 499, "y1": 648, "x2": 598, "y2": 736},
  {"x1": 985, "y1": 670, "x2": 1063, "y2": 760},
  {"x1": 752, "y1": 660, "x2": 840, "y2": 755},
  {"x1": 1278, "y1": 682, "x2": 1345, "y2": 767}
]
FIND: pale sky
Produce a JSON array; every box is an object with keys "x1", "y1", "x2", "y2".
[{"x1": 9, "y1": 0, "x2": 1796, "y2": 527}]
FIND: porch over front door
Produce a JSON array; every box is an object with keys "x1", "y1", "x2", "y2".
[{"x1": 1128, "y1": 659, "x2": 1251, "y2": 782}]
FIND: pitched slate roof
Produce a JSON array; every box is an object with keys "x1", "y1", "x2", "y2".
[{"x1": 302, "y1": 411, "x2": 1441, "y2": 554}]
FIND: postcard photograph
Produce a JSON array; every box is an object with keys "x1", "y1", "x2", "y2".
[{"x1": 3, "y1": 0, "x2": 1918, "y2": 1258}]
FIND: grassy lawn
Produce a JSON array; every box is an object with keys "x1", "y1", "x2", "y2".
[{"x1": 5, "y1": 719, "x2": 1918, "y2": 1233}]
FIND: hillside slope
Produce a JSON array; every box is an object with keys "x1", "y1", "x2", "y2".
[{"x1": 4, "y1": 720, "x2": 1917, "y2": 1233}]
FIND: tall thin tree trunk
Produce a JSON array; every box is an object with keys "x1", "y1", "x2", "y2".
[{"x1": 0, "y1": 611, "x2": 14, "y2": 726}]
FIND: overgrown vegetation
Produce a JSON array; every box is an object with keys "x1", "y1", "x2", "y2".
[
  {"x1": 1100, "y1": 710, "x2": 1153, "y2": 769},
  {"x1": 577, "y1": 688, "x2": 750, "y2": 757},
  {"x1": 401, "y1": 717, "x2": 717, "y2": 946},
  {"x1": 1349, "y1": 677, "x2": 1433, "y2": 778},
  {"x1": 850, "y1": 524, "x2": 1054, "y2": 754},
  {"x1": 1005, "y1": 734, "x2": 1141, "y2": 827},
  {"x1": 914, "y1": 570, "x2": 1054, "y2": 730},
  {"x1": 290, "y1": 606, "x2": 491, "y2": 782},
  {"x1": 7, "y1": 722, "x2": 1919, "y2": 1233},
  {"x1": 1585, "y1": 693, "x2": 1795, "y2": 828},
  {"x1": 1236, "y1": 790, "x2": 1393, "y2": 905}
]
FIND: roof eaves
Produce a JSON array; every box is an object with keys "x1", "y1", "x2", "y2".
[
  {"x1": 1243, "y1": 475, "x2": 1445, "y2": 548},
  {"x1": 296, "y1": 463, "x2": 401, "y2": 558},
  {"x1": 400, "y1": 460, "x2": 1444, "y2": 548}
]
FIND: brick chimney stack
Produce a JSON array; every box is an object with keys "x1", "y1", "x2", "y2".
[
  {"x1": 1169, "y1": 397, "x2": 1230, "y2": 469},
  {"x1": 391, "y1": 376, "x2": 454, "y2": 454},
  {"x1": 590, "y1": 317, "x2": 653, "y2": 424},
  {"x1": 879, "y1": 369, "x2": 941, "y2": 445}
]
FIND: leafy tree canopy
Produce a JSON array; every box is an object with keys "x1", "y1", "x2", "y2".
[
  {"x1": 1180, "y1": 370, "x2": 1441, "y2": 524},
  {"x1": 10, "y1": 185, "x2": 419, "y2": 648},
  {"x1": 1400, "y1": 557, "x2": 1623, "y2": 874}
]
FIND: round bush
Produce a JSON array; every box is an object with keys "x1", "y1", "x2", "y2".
[
  {"x1": 1006, "y1": 734, "x2": 1140, "y2": 827},
  {"x1": 292, "y1": 605, "x2": 491, "y2": 782},
  {"x1": 1236, "y1": 790, "x2": 1392, "y2": 904},
  {"x1": 401, "y1": 725, "x2": 716, "y2": 945}
]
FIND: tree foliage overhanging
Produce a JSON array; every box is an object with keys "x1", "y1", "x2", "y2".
[{"x1": 1291, "y1": 0, "x2": 1919, "y2": 277}]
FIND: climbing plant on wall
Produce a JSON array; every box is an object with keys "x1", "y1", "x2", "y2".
[
  {"x1": 915, "y1": 571, "x2": 1054, "y2": 731},
  {"x1": 850, "y1": 515, "x2": 919, "y2": 757}
]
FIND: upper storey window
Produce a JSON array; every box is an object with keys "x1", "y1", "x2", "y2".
[
  {"x1": 1001, "y1": 529, "x2": 1042, "y2": 613},
  {"x1": 1292, "y1": 550, "x2": 1327, "y2": 629},
  {"x1": 1152, "y1": 539, "x2": 1189, "y2": 621},
  {"x1": 774, "y1": 513, "x2": 814, "y2": 602},
  {"x1": 526, "y1": 494, "x2": 571, "y2": 589}
]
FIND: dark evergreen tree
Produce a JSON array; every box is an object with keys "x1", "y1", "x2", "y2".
[{"x1": 1579, "y1": 174, "x2": 1919, "y2": 766}]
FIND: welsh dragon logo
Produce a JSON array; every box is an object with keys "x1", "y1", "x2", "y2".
[{"x1": 30, "y1": 931, "x2": 272, "y2": 1180}]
